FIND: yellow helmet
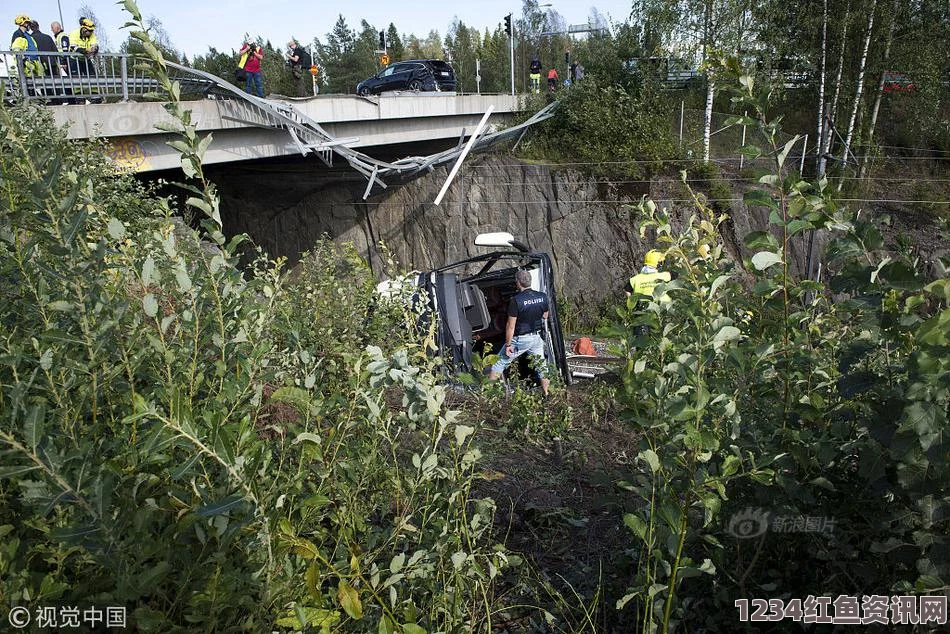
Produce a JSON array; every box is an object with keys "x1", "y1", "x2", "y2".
[
  {"x1": 14, "y1": 14, "x2": 31, "y2": 26},
  {"x1": 80, "y1": 17, "x2": 95, "y2": 30},
  {"x1": 644, "y1": 250, "x2": 665, "y2": 268}
]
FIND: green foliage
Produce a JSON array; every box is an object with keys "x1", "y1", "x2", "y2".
[
  {"x1": 0, "y1": 6, "x2": 515, "y2": 629},
  {"x1": 610, "y1": 71, "x2": 949, "y2": 632},
  {"x1": 519, "y1": 79, "x2": 678, "y2": 179}
]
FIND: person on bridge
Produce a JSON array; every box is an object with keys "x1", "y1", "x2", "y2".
[
  {"x1": 529, "y1": 56, "x2": 541, "y2": 93},
  {"x1": 239, "y1": 41, "x2": 265, "y2": 98},
  {"x1": 11, "y1": 13, "x2": 30, "y2": 46},
  {"x1": 50, "y1": 22, "x2": 69, "y2": 53},
  {"x1": 11, "y1": 15, "x2": 44, "y2": 79},
  {"x1": 29, "y1": 21, "x2": 57, "y2": 76},
  {"x1": 546, "y1": 67, "x2": 558, "y2": 92},
  {"x1": 67, "y1": 18, "x2": 99, "y2": 77},
  {"x1": 488, "y1": 269, "x2": 552, "y2": 396},
  {"x1": 285, "y1": 39, "x2": 312, "y2": 97}
]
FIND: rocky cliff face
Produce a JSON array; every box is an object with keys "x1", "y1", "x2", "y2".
[{"x1": 214, "y1": 153, "x2": 834, "y2": 307}]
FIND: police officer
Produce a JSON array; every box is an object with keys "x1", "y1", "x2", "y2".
[{"x1": 488, "y1": 269, "x2": 552, "y2": 396}]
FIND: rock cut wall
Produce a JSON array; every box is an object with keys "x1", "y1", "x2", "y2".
[{"x1": 215, "y1": 153, "x2": 829, "y2": 307}]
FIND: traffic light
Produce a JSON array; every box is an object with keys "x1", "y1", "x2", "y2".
[
  {"x1": 378, "y1": 30, "x2": 385, "y2": 50},
  {"x1": 504, "y1": 14, "x2": 512, "y2": 37}
]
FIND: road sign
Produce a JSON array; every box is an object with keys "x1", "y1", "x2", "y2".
[{"x1": 380, "y1": 54, "x2": 390, "y2": 66}]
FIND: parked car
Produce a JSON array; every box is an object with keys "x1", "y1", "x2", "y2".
[
  {"x1": 356, "y1": 59, "x2": 456, "y2": 96},
  {"x1": 883, "y1": 71, "x2": 915, "y2": 93},
  {"x1": 378, "y1": 232, "x2": 571, "y2": 386}
]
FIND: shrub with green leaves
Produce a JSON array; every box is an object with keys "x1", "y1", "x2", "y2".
[
  {"x1": 0, "y1": 8, "x2": 515, "y2": 628},
  {"x1": 611, "y1": 67, "x2": 949, "y2": 633},
  {"x1": 520, "y1": 78, "x2": 678, "y2": 179}
]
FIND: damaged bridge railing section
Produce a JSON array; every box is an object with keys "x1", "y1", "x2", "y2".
[{"x1": 160, "y1": 62, "x2": 559, "y2": 199}]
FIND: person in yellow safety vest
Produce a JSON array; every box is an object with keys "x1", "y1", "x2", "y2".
[
  {"x1": 11, "y1": 14, "x2": 45, "y2": 78},
  {"x1": 67, "y1": 17, "x2": 99, "y2": 77},
  {"x1": 626, "y1": 250, "x2": 672, "y2": 303}
]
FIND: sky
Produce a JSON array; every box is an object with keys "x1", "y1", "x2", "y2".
[{"x1": 19, "y1": 0, "x2": 635, "y2": 58}]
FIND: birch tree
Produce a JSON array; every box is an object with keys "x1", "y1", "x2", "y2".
[
  {"x1": 816, "y1": 0, "x2": 829, "y2": 177},
  {"x1": 859, "y1": 0, "x2": 900, "y2": 178},
  {"x1": 838, "y1": 0, "x2": 877, "y2": 189}
]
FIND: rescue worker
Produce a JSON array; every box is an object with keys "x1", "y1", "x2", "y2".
[
  {"x1": 67, "y1": 17, "x2": 99, "y2": 77},
  {"x1": 626, "y1": 250, "x2": 672, "y2": 337},
  {"x1": 11, "y1": 13, "x2": 29, "y2": 46},
  {"x1": 11, "y1": 15, "x2": 44, "y2": 79},
  {"x1": 626, "y1": 250, "x2": 672, "y2": 302},
  {"x1": 547, "y1": 67, "x2": 558, "y2": 92}
]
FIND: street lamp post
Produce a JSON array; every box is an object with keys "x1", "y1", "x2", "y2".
[{"x1": 56, "y1": 0, "x2": 64, "y2": 28}]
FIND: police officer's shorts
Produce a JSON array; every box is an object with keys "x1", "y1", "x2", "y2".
[{"x1": 490, "y1": 333, "x2": 548, "y2": 376}]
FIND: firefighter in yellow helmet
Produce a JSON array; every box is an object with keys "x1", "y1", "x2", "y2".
[
  {"x1": 11, "y1": 14, "x2": 30, "y2": 46},
  {"x1": 67, "y1": 17, "x2": 99, "y2": 77},
  {"x1": 11, "y1": 14, "x2": 45, "y2": 78},
  {"x1": 626, "y1": 250, "x2": 672, "y2": 338},
  {"x1": 626, "y1": 250, "x2": 672, "y2": 302}
]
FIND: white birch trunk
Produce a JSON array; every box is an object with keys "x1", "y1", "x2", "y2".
[
  {"x1": 823, "y1": 3, "x2": 850, "y2": 158},
  {"x1": 701, "y1": 0, "x2": 714, "y2": 163},
  {"x1": 703, "y1": 77, "x2": 715, "y2": 162},
  {"x1": 839, "y1": 0, "x2": 877, "y2": 190},
  {"x1": 867, "y1": 0, "x2": 898, "y2": 147},
  {"x1": 859, "y1": 0, "x2": 898, "y2": 178},
  {"x1": 816, "y1": 0, "x2": 829, "y2": 176}
]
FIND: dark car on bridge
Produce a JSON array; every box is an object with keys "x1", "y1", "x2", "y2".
[
  {"x1": 377, "y1": 233, "x2": 571, "y2": 387},
  {"x1": 356, "y1": 59, "x2": 457, "y2": 96}
]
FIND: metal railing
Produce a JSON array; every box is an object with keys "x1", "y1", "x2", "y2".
[{"x1": 1, "y1": 51, "x2": 215, "y2": 103}]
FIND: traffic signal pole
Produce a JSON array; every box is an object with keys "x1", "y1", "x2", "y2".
[{"x1": 506, "y1": 13, "x2": 514, "y2": 96}]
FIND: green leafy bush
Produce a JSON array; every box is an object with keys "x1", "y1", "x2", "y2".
[
  {"x1": 520, "y1": 79, "x2": 679, "y2": 179},
  {"x1": 610, "y1": 72, "x2": 949, "y2": 633},
  {"x1": 0, "y1": 10, "x2": 515, "y2": 628}
]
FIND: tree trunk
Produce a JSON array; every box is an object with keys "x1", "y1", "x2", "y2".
[
  {"x1": 823, "y1": 2, "x2": 850, "y2": 160},
  {"x1": 863, "y1": 0, "x2": 899, "y2": 174},
  {"x1": 816, "y1": 0, "x2": 829, "y2": 176},
  {"x1": 703, "y1": 77, "x2": 715, "y2": 162},
  {"x1": 701, "y1": 0, "x2": 714, "y2": 163},
  {"x1": 839, "y1": 0, "x2": 877, "y2": 190}
]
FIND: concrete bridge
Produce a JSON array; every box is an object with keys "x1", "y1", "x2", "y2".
[
  {"x1": 49, "y1": 92, "x2": 523, "y2": 173},
  {"x1": 5, "y1": 54, "x2": 552, "y2": 193}
]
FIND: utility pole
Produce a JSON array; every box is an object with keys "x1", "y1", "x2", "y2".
[{"x1": 504, "y1": 13, "x2": 514, "y2": 96}]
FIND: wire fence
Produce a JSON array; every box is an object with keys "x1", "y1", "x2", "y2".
[
  {"x1": 675, "y1": 106, "x2": 948, "y2": 175},
  {"x1": 676, "y1": 107, "x2": 810, "y2": 172}
]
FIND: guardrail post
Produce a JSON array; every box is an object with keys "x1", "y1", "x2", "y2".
[
  {"x1": 15, "y1": 54, "x2": 30, "y2": 101},
  {"x1": 121, "y1": 56, "x2": 129, "y2": 102}
]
